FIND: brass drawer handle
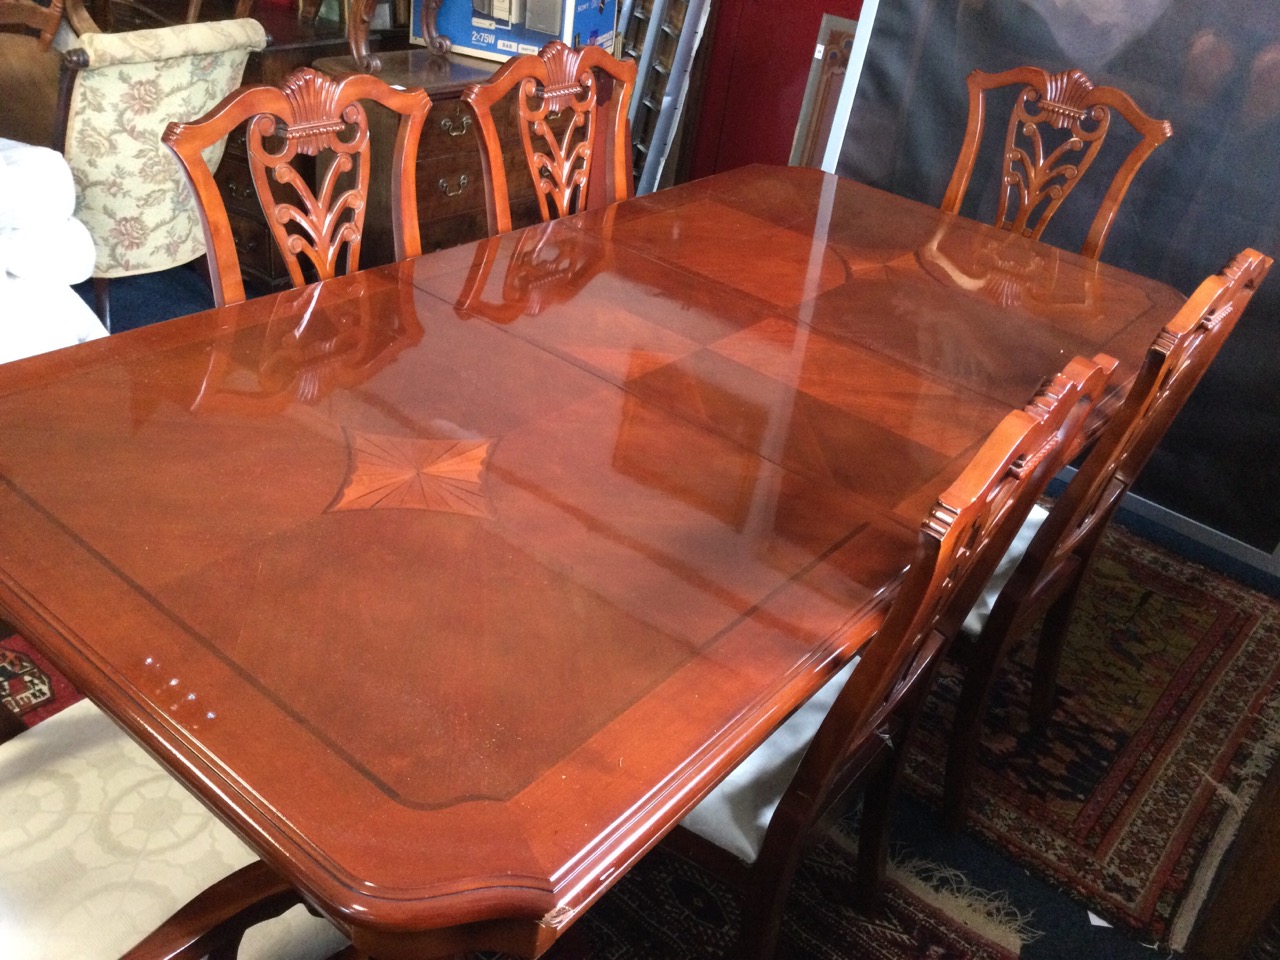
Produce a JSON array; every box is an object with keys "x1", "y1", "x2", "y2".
[
  {"x1": 440, "y1": 115, "x2": 471, "y2": 137},
  {"x1": 438, "y1": 174, "x2": 469, "y2": 197}
]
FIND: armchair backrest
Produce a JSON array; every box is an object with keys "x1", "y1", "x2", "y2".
[{"x1": 56, "y1": 18, "x2": 267, "y2": 279}]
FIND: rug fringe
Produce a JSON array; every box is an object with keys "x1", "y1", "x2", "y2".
[
  {"x1": 826, "y1": 827, "x2": 1039, "y2": 954},
  {"x1": 890, "y1": 856, "x2": 1042, "y2": 955}
]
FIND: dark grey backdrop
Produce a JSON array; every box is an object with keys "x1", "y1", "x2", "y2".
[{"x1": 838, "y1": 0, "x2": 1280, "y2": 552}]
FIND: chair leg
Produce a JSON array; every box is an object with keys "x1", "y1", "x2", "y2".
[
  {"x1": 733, "y1": 836, "x2": 812, "y2": 960},
  {"x1": 942, "y1": 600, "x2": 1030, "y2": 830},
  {"x1": 1027, "y1": 571, "x2": 1087, "y2": 727},
  {"x1": 92, "y1": 277, "x2": 112, "y2": 333},
  {"x1": 854, "y1": 755, "x2": 895, "y2": 904}
]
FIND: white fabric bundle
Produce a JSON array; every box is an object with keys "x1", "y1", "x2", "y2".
[
  {"x1": 0, "y1": 215, "x2": 96, "y2": 286},
  {"x1": 0, "y1": 138, "x2": 78, "y2": 226},
  {"x1": 0, "y1": 278, "x2": 106, "y2": 363},
  {"x1": 0, "y1": 137, "x2": 106, "y2": 361}
]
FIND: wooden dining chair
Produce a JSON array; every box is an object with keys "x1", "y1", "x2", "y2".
[
  {"x1": 668, "y1": 353, "x2": 1115, "y2": 960},
  {"x1": 940, "y1": 66, "x2": 1173, "y2": 260},
  {"x1": 460, "y1": 40, "x2": 636, "y2": 236},
  {"x1": 0, "y1": 698, "x2": 352, "y2": 960},
  {"x1": 941, "y1": 247, "x2": 1273, "y2": 828},
  {"x1": 162, "y1": 66, "x2": 431, "y2": 307}
]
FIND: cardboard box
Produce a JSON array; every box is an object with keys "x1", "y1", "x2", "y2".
[{"x1": 414, "y1": 0, "x2": 618, "y2": 63}]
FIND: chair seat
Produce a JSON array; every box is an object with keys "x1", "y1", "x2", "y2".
[
  {"x1": 960, "y1": 502, "x2": 1049, "y2": 637},
  {"x1": 680, "y1": 659, "x2": 859, "y2": 865},
  {"x1": 0, "y1": 699, "x2": 348, "y2": 960}
]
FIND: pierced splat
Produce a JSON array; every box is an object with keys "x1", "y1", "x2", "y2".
[
  {"x1": 997, "y1": 70, "x2": 1110, "y2": 241},
  {"x1": 163, "y1": 67, "x2": 431, "y2": 307},
  {"x1": 517, "y1": 42, "x2": 600, "y2": 221},
  {"x1": 941, "y1": 65, "x2": 1171, "y2": 260},
  {"x1": 462, "y1": 41, "x2": 637, "y2": 235}
]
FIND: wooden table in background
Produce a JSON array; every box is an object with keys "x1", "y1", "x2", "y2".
[{"x1": 0, "y1": 166, "x2": 1185, "y2": 958}]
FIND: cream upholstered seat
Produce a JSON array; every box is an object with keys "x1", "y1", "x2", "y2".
[
  {"x1": 0, "y1": 699, "x2": 350, "y2": 960},
  {"x1": 56, "y1": 18, "x2": 267, "y2": 328}
]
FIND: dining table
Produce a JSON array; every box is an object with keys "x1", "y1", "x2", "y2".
[{"x1": 0, "y1": 164, "x2": 1186, "y2": 958}]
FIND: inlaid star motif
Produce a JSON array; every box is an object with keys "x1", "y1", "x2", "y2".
[{"x1": 329, "y1": 430, "x2": 495, "y2": 517}]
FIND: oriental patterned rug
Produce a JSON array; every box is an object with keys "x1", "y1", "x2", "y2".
[
  {"x1": 0, "y1": 633, "x2": 82, "y2": 729},
  {"x1": 906, "y1": 523, "x2": 1280, "y2": 951}
]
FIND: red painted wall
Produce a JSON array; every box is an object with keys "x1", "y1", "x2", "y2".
[{"x1": 690, "y1": 0, "x2": 864, "y2": 178}]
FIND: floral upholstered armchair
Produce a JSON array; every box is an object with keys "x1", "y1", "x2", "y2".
[{"x1": 56, "y1": 18, "x2": 267, "y2": 328}]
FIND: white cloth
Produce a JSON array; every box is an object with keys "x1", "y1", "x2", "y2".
[
  {"x1": 959, "y1": 502, "x2": 1050, "y2": 637},
  {"x1": 0, "y1": 215, "x2": 96, "y2": 285},
  {"x1": 0, "y1": 699, "x2": 350, "y2": 960},
  {"x1": 0, "y1": 277, "x2": 106, "y2": 364},
  {"x1": 0, "y1": 139, "x2": 77, "y2": 226},
  {"x1": 681, "y1": 658, "x2": 860, "y2": 864}
]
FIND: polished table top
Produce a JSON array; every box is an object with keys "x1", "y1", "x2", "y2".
[{"x1": 0, "y1": 166, "x2": 1185, "y2": 957}]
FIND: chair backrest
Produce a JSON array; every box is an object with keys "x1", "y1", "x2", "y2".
[
  {"x1": 460, "y1": 40, "x2": 636, "y2": 236},
  {"x1": 0, "y1": 0, "x2": 63, "y2": 49},
  {"x1": 162, "y1": 66, "x2": 431, "y2": 307},
  {"x1": 55, "y1": 19, "x2": 267, "y2": 280},
  {"x1": 1016, "y1": 248, "x2": 1272, "y2": 593},
  {"x1": 774, "y1": 352, "x2": 1112, "y2": 828},
  {"x1": 940, "y1": 66, "x2": 1172, "y2": 260}
]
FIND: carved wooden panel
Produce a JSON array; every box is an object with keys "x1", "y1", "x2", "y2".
[
  {"x1": 163, "y1": 67, "x2": 431, "y2": 306},
  {"x1": 941, "y1": 65, "x2": 1172, "y2": 260}
]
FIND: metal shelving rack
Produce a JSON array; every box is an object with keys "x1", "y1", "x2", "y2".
[{"x1": 616, "y1": 0, "x2": 711, "y2": 195}]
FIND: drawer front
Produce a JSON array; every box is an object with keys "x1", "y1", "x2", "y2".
[
  {"x1": 421, "y1": 99, "x2": 482, "y2": 161},
  {"x1": 421, "y1": 149, "x2": 486, "y2": 218},
  {"x1": 419, "y1": 142, "x2": 543, "y2": 220},
  {"x1": 421, "y1": 96, "x2": 520, "y2": 159}
]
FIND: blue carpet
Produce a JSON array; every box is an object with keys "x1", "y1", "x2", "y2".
[{"x1": 72, "y1": 265, "x2": 216, "y2": 334}]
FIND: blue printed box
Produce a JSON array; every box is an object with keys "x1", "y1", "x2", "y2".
[{"x1": 414, "y1": 0, "x2": 618, "y2": 63}]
